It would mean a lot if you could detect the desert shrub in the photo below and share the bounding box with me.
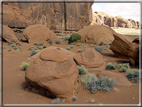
[64,36,70,41]
[30,50,39,56]
[58,35,64,39]
[8,48,12,51]
[11,44,16,47]
[90,44,94,47]
[33,42,38,45]
[99,41,106,46]
[55,40,61,44]
[85,77,117,93]
[17,42,22,46]
[66,47,70,50]
[77,43,83,46]
[113,62,118,68]
[78,65,88,75]
[81,73,98,85]
[78,49,83,53]
[120,67,127,72]
[6,42,12,46]
[109,42,112,45]
[72,96,77,102]
[37,45,44,50]
[126,69,140,83]
[70,45,73,48]
[79,46,82,48]
[22,62,30,71]
[106,45,110,48]
[106,63,116,70]
[52,98,62,104]
[38,43,44,46]
[94,47,103,53]
[68,33,82,44]
[48,39,53,45]
[117,63,130,69]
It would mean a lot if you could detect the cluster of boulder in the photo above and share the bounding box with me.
[92,11,140,29]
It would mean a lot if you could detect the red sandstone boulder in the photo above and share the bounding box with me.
[25,47,78,102]
[3,25,19,44]
[23,24,59,44]
[73,48,105,70]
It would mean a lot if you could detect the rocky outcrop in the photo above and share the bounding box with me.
[92,11,140,28]
[23,24,59,44]
[73,48,106,70]
[77,24,116,45]
[25,47,79,102]
[110,33,140,65]
[3,2,93,31]
[3,25,19,44]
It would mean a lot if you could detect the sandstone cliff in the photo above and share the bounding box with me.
[92,11,140,28]
[3,2,93,31]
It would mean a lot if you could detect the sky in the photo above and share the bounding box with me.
[92,2,141,22]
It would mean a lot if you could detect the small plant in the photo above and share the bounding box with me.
[33,42,38,45]
[79,46,82,48]
[64,36,70,41]
[99,41,106,46]
[38,43,44,46]
[68,33,82,44]
[81,73,98,85]
[117,63,130,69]
[106,63,116,70]
[70,45,73,49]
[106,45,110,48]
[30,50,39,56]
[85,77,117,93]
[77,43,83,46]
[66,47,70,50]
[94,47,103,53]
[126,69,140,83]
[109,42,112,45]
[52,98,62,104]
[90,99,95,103]
[48,40,53,45]
[55,40,61,44]
[78,49,83,53]
[72,96,77,102]
[22,62,30,71]
[37,46,44,50]
[8,48,12,51]
[120,67,127,72]
[78,65,88,75]
[90,44,94,47]
[58,35,64,39]
[17,42,22,46]
[6,42,12,46]
[13,47,18,50]
[11,44,16,47]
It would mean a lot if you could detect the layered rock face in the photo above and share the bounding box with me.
[3,2,93,31]
[92,11,140,28]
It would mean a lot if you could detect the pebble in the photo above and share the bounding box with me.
[90,99,95,103]
[132,97,135,99]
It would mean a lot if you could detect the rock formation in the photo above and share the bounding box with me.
[92,11,140,28]
[3,25,19,44]
[77,24,116,45]
[23,24,59,44]
[3,2,93,31]
[73,48,106,70]
[25,46,79,102]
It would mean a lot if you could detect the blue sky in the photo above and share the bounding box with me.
[92,2,141,22]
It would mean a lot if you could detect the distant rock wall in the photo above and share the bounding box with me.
[92,11,140,29]
[3,2,93,31]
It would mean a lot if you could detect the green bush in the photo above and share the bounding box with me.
[94,47,103,53]
[99,41,106,46]
[120,67,127,72]
[52,98,62,104]
[64,36,70,41]
[38,43,44,46]
[48,40,53,45]
[30,50,39,56]
[126,69,140,83]
[68,33,82,44]
[78,65,88,75]
[22,62,30,71]
[33,42,38,45]
[66,47,70,50]
[78,49,83,53]
[70,45,74,49]
[81,73,98,85]
[85,77,117,93]
[55,40,61,44]
[77,43,83,46]
[106,63,116,70]
[11,44,16,47]
[72,96,77,102]
[117,63,130,69]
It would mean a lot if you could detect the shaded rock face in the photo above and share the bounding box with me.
[23,24,59,44]
[3,2,93,31]
[78,24,115,45]
[110,34,140,65]
[92,11,140,28]
[97,71,132,86]
[73,48,106,70]
[3,25,19,44]
[25,47,79,102]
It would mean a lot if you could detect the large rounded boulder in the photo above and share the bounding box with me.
[73,48,105,70]
[23,24,59,44]
[77,24,116,45]
[25,47,78,102]
[3,25,19,44]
